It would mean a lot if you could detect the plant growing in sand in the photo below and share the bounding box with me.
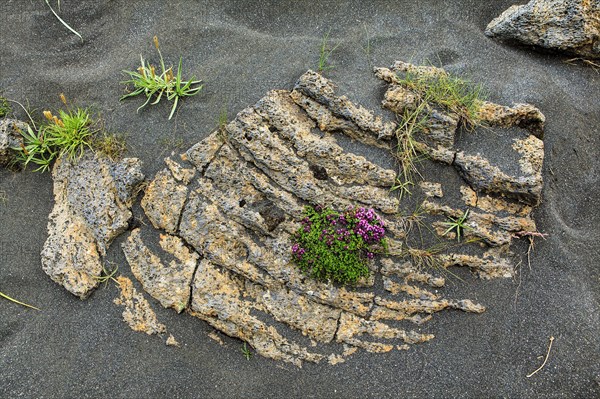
[317,30,341,73]
[241,342,253,360]
[441,209,471,241]
[291,205,387,285]
[121,36,203,120]
[15,106,97,172]
[0,96,11,117]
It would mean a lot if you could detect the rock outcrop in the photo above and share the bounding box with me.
[41,65,545,366]
[486,0,600,59]
[122,66,545,366]
[41,154,144,298]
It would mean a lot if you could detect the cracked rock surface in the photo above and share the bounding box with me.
[118,67,545,366]
[486,0,600,59]
[41,153,144,298]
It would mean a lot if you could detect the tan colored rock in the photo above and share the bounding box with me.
[113,276,167,335]
[293,70,396,140]
[478,102,545,138]
[141,169,188,234]
[122,229,198,312]
[41,154,144,298]
[486,0,600,59]
[189,259,324,367]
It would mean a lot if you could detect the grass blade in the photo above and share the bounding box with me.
[44,0,83,42]
[0,291,41,310]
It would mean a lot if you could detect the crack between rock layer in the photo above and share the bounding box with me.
[450,150,479,207]
[185,254,202,312]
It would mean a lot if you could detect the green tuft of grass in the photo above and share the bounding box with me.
[396,70,485,129]
[392,100,429,199]
[317,30,341,73]
[441,209,471,241]
[121,36,203,120]
[94,264,119,287]
[14,107,97,172]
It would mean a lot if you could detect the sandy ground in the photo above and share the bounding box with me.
[1,1,599,397]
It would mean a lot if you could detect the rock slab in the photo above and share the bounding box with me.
[486,0,600,59]
[41,153,144,298]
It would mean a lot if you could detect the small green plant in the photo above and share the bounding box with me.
[15,107,97,172]
[396,69,485,129]
[0,291,40,310]
[121,36,203,120]
[241,342,252,360]
[441,209,471,241]
[44,0,82,41]
[0,190,6,205]
[317,30,341,73]
[0,96,11,117]
[292,205,387,285]
[94,264,119,287]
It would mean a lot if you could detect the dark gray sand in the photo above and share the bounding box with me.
[1,1,599,397]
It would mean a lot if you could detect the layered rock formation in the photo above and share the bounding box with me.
[122,65,544,365]
[486,0,600,59]
[40,64,545,366]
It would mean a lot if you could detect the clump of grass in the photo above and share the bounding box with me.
[391,100,429,198]
[121,36,203,120]
[93,132,127,160]
[15,107,97,172]
[0,291,40,311]
[0,96,11,117]
[441,209,471,241]
[396,70,485,129]
[317,30,341,73]
[292,205,387,286]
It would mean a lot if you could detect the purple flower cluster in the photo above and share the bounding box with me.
[352,207,385,244]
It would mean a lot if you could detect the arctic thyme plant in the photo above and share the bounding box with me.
[291,205,387,285]
[121,36,203,120]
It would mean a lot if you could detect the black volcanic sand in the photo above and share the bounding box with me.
[1,1,599,398]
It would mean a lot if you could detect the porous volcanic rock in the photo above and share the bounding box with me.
[0,118,26,167]
[127,68,544,366]
[486,0,600,59]
[41,153,144,298]
[113,276,167,335]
